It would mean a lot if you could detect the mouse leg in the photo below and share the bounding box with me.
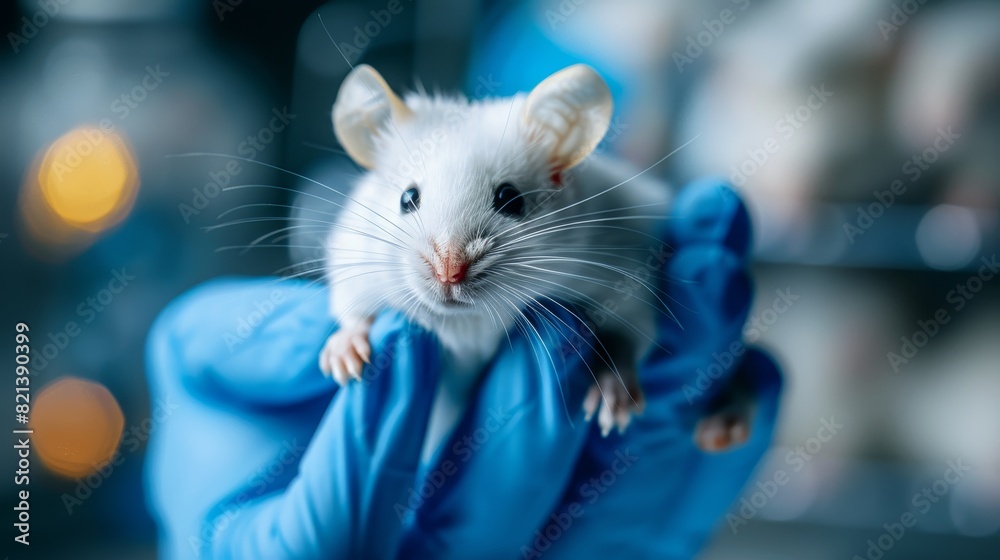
[581,332,646,436]
[319,316,374,385]
[694,372,754,452]
[582,367,646,437]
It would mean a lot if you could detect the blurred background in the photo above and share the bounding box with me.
[1,0,998,558]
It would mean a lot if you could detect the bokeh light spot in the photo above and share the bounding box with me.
[30,377,125,479]
[37,126,138,230]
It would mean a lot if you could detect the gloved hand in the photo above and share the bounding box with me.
[144,180,781,560]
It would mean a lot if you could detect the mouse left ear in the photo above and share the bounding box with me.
[523,64,613,172]
[332,64,413,169]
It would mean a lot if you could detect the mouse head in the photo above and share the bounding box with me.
[331,64,612,320]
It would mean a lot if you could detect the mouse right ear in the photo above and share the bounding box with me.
[332,65,413,169]
[523,64,613,173]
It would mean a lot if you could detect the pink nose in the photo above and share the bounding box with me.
[434,257,468,285]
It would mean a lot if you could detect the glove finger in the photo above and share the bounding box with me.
[639,180,755,412]
[670,178,752,258]
[658,348,783,545]
[644,244,752,410]
[144,303,329,560]
[658,178,753,346]
[205,313,440,560]
[159,277,336,406]
[354,313,442,556]
[397,304,594,560]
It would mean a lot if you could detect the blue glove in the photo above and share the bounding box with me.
[144,284,591,559]
[145,180,781,559]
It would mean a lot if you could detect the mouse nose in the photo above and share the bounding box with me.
[431,244,469,285]
[435,257,468,284]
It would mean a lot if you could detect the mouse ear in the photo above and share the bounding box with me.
[332,65,413,169]
[523,64,613,172]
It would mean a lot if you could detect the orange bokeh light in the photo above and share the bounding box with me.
[18,125,139,257]
[30,377,125,479]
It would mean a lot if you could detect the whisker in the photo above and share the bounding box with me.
[221,184,413,248]
[497,217,674,250]
[164,156,414,242]
[492,195,672,242]
[300,141,353,158]
[216,243,324,252]
[505,261,677,329]
[209,216,409,253]
[497,133,700,233]
[485,278,612,381]
[497,267,672,354]
[492,97,517,166]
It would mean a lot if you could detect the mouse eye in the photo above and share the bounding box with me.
[400,186,420,214]
[492,183,524,217]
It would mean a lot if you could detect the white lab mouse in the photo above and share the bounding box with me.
[321,64,748,458]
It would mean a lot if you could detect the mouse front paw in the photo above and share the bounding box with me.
[693,376,754,452]
[694,404,753,452]
[319,317,374,385]
[582,369,646,437]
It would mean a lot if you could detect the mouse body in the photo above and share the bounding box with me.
[321,64,748,458]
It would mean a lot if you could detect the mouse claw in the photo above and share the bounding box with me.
[345,357,362,380]
[320,320,374,386]
[586,369,644,437]
[614,407,632,435]
[632,392,647,416]
[352,333,372,364]
[598,400,616,437]
[332,364,350,386]
[582,384,601,421]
